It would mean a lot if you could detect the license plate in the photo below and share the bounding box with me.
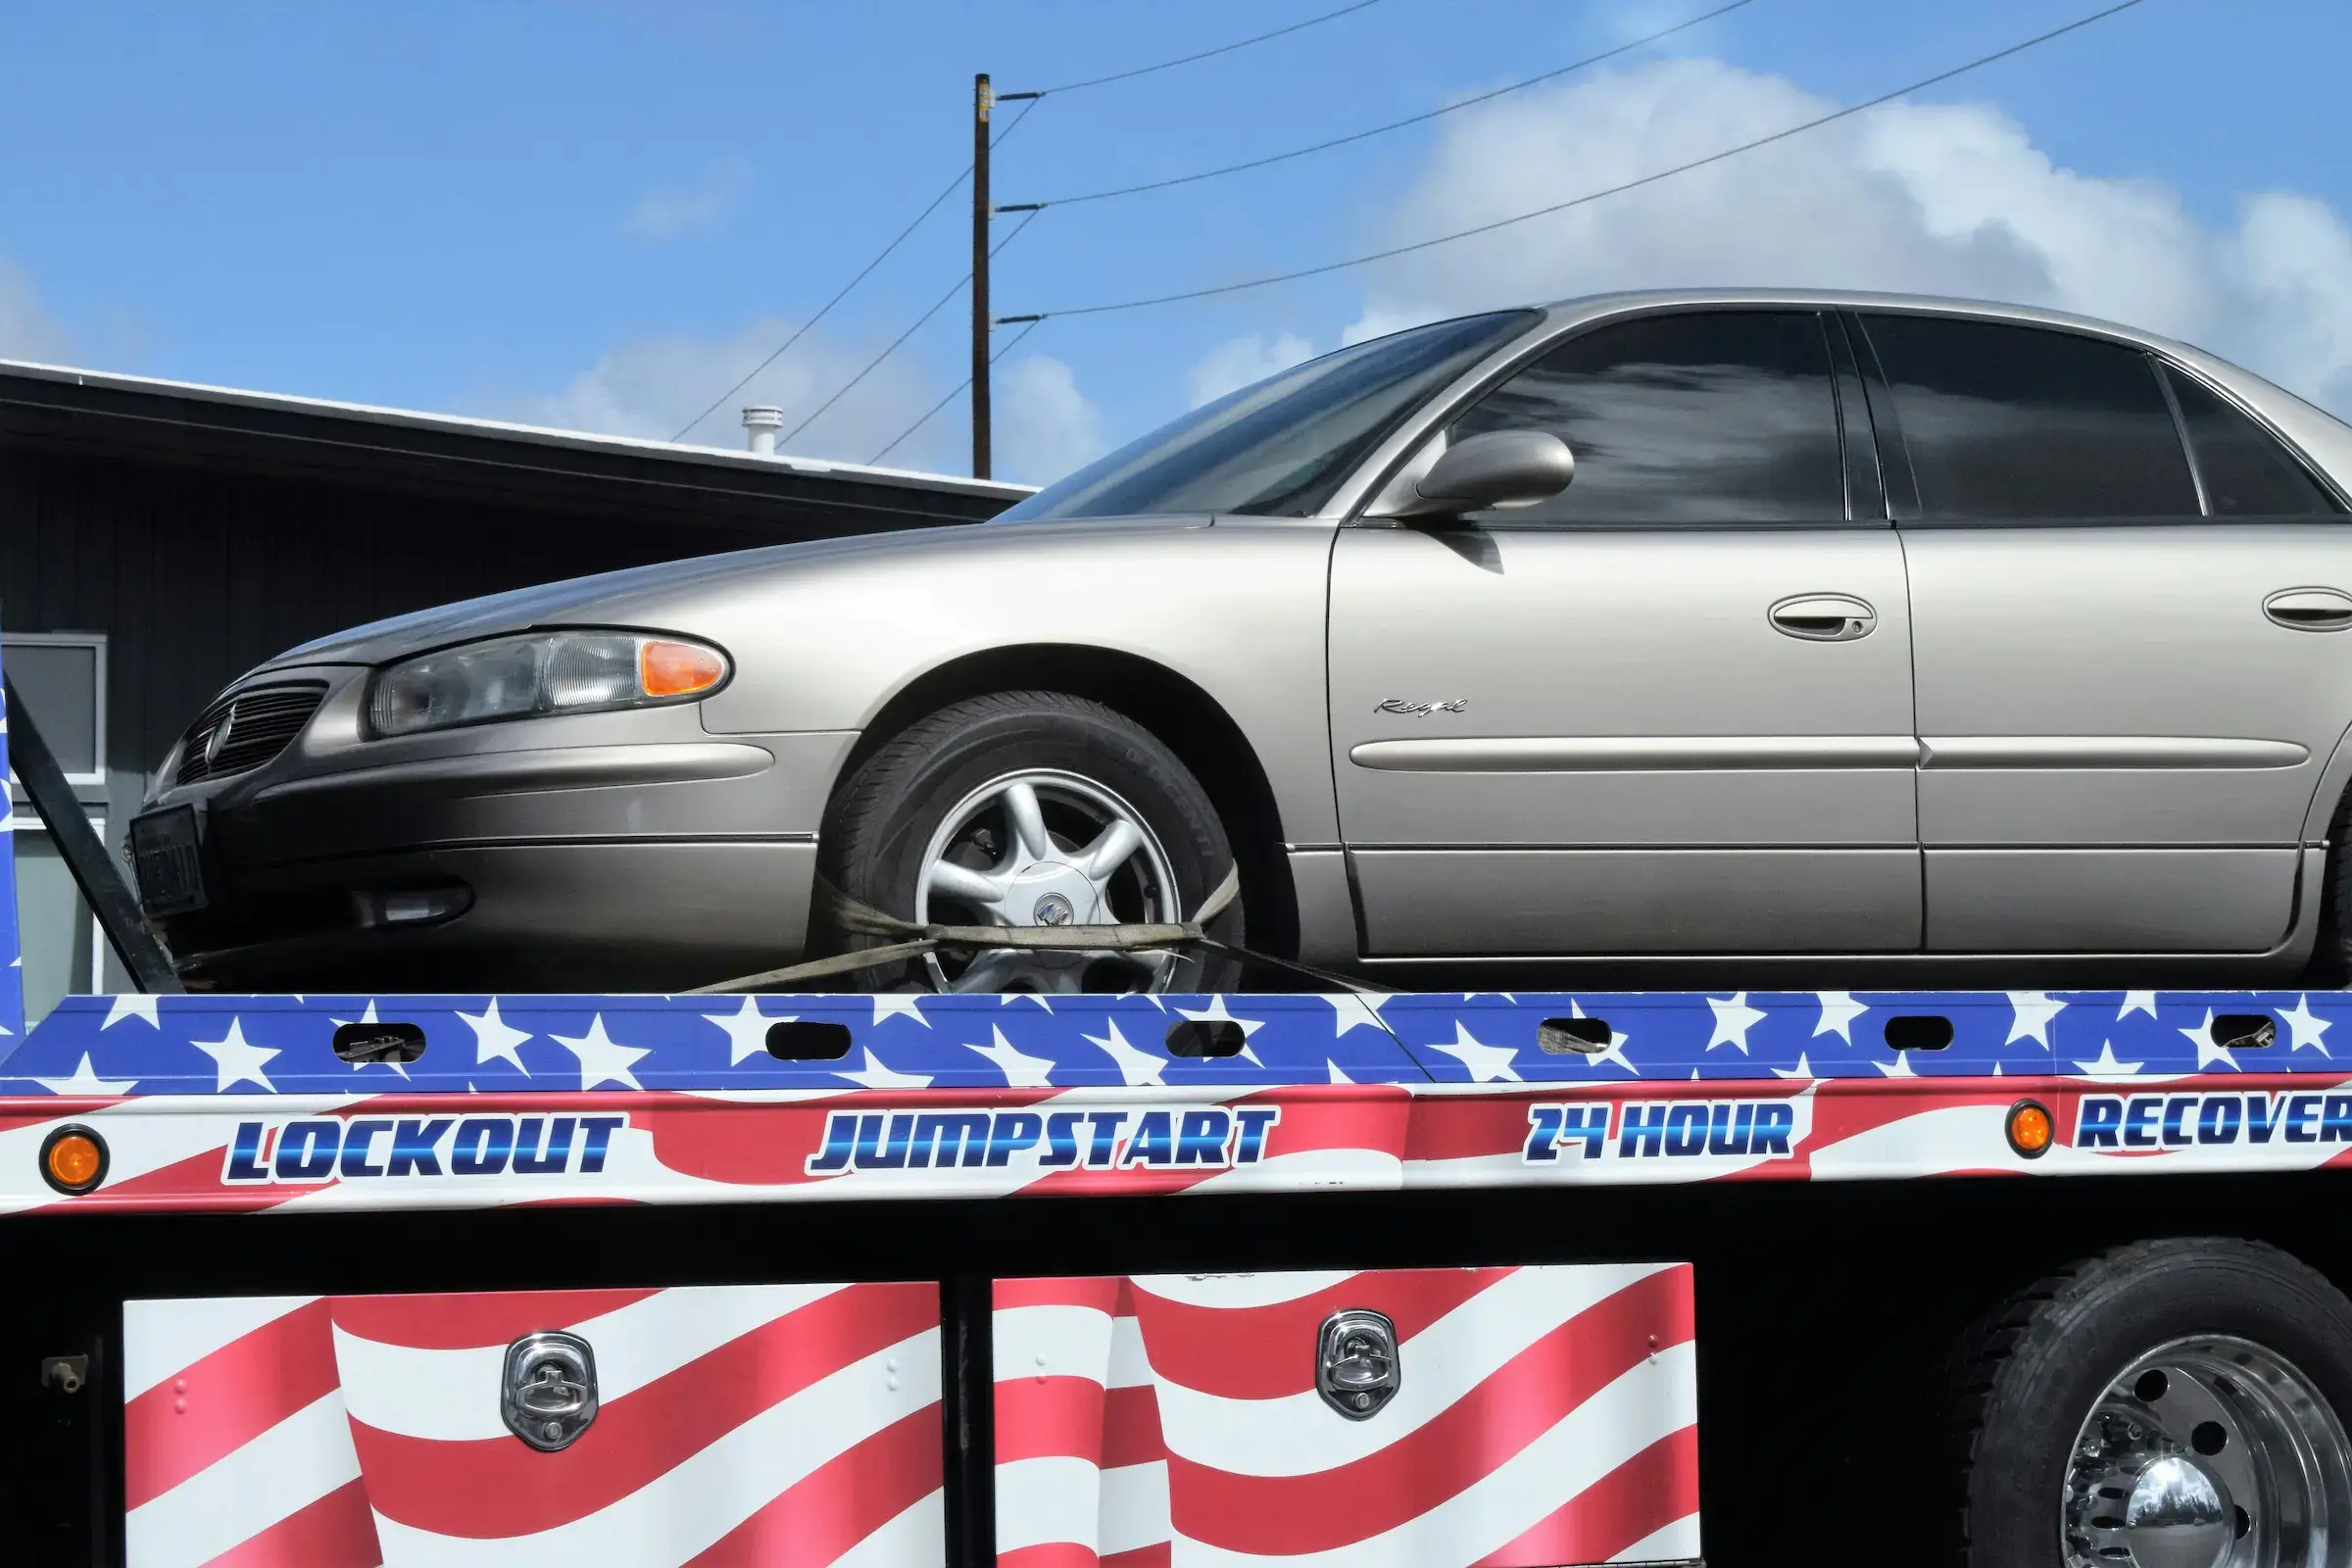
[130,806,208,916]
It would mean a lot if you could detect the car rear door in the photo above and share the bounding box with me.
[1328,308,1922,957]
[1858,310,2352,954]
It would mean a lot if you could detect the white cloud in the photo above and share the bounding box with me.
[1187,330,1314,407]
[625,158,753,239]
[994,354,1106,485]
[0,254,72,363]
[503,316,958,468]
[2221,193,2352,414]
[1351,57,2352,415]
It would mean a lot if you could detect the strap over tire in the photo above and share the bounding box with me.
[688,863,1244,993]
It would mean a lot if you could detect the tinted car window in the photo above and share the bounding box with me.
[993,310,1538,521]
[1446,311,1844,524]
[1860,316,2198,519]
[2161,364,2341,516]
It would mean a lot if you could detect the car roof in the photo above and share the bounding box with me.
[1516,287,2352,469]
[1528,286,2197,358]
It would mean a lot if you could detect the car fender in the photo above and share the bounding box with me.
[639,515,1344,847]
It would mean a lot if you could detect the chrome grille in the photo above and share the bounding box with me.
[174,681,327,785]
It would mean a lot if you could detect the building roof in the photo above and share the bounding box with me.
[0,357,1033,537]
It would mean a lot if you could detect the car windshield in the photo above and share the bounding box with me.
[993,310,1539,521]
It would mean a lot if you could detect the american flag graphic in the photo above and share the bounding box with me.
[11,988,2352,1216]
[993,1266,1700,1568]
[123,1282,944,1568]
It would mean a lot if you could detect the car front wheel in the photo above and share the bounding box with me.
[817,691,1243,995]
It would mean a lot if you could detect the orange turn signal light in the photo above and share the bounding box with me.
[639,639,728,699]
[2006,1099,2054,1160]
[40,1125,109,1195]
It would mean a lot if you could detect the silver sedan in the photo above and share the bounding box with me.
[129,289,2352,995]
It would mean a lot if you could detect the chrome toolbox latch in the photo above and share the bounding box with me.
[502,1331,599,1451]
[1317,1308,1400,1420]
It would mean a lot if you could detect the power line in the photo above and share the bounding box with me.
[672,0,1388,443]
[870,318,1043,466]
[781,208,1043,448]
[668,99,1041,442]
[1005,0,2148,322]
[1034,0,1388,95]
[1018,0,1755,211]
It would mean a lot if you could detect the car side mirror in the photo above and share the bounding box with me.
[1369,430,1575,520]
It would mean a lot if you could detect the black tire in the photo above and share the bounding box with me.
[817,691,1243,993]
[1953,1238,2352,1566]
[2317,783,2352,985]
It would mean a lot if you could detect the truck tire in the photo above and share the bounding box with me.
[819,691,1243,994]
[1954,1238,2352,1567]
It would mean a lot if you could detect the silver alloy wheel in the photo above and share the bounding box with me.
[912,767,1183,994]
[2063,1335,2352,1568]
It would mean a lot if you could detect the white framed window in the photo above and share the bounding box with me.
[4,633,107,785]
[6,633,111,1023]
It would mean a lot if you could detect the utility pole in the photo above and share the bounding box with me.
[971,73,992,480]
[971,74,1041,480]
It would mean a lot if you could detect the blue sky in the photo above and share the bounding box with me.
[5,1,2350,483]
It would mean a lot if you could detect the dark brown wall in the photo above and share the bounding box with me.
[2,447,815,775]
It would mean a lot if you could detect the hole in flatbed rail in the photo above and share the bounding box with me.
[767,1020,852,1061]
[332,1019,426,1064]
[1166,1020,1245,1057]
[1538,1017,1612,1054]
[2212,1014,2275,1051]
[1883,1014,1953,1052]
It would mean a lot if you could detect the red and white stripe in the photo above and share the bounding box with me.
[125,1294,378,1568]
[125,1283,945,1568]
[994,1265,1699,1568]
[996,1277,1171,1568]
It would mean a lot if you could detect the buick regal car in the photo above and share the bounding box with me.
[131,289,2352,995]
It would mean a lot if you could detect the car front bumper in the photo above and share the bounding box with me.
[163,836,820,993]
[139,665,855,992]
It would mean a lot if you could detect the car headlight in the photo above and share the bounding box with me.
[367,630,730,739]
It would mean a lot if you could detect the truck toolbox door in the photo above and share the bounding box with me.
[993,1264,1698,1568]
[122,1282,944,1568]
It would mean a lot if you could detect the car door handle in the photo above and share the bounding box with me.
[1768,594,1877,642]
[2264,587,2352,631]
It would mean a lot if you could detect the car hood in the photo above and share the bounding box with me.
[261,515,1216,669]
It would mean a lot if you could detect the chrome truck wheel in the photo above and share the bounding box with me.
[1959,1241,2352,1568]
[817,690,1243,995]
[914,767,1181,994]
[2063,1338,2352,1568]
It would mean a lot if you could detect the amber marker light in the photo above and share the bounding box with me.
[639,639,728,699]
[2006,1100,2054,1160]
[40,1125,109,1195]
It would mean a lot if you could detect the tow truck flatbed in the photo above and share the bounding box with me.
[10,651,2352,1568]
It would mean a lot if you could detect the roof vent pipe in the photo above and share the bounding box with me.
[741,405,783,456]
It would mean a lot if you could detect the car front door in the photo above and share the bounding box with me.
[1858,311,2352,954]
[1328,308,1921,957]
